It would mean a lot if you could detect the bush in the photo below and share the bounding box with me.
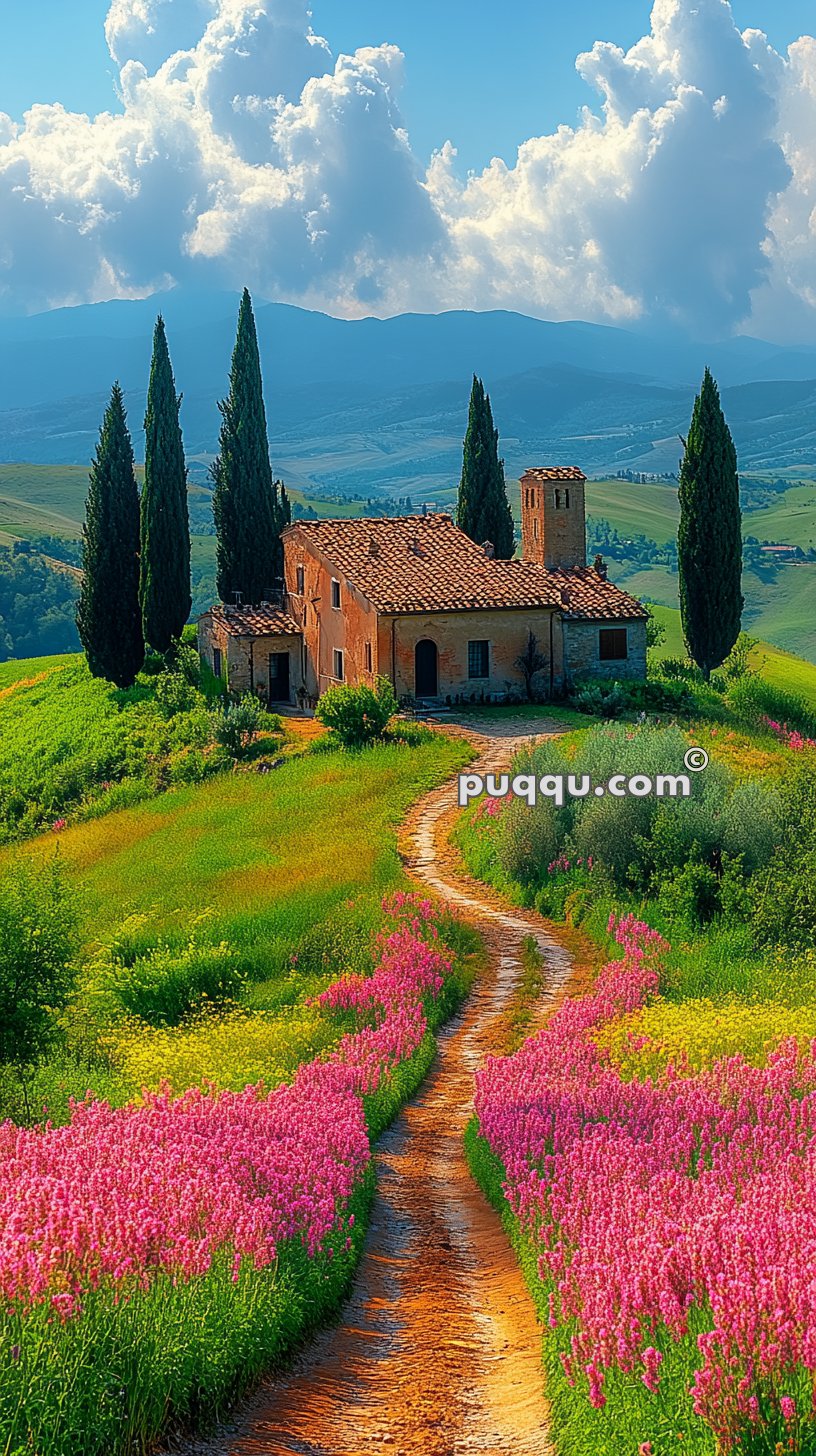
[209,694,264,759]
[0,859,78,1077]
[492,723,783,900]
[152,667,204,719]
[752,767,816,947]
[315,676,397,747]
[728,675,816,737]
[495,797,561,888]
[568,679,629,718]
[95,919,246,1027]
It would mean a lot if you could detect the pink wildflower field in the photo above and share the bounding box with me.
[0,893,455,1454]
[474,915,816,1453]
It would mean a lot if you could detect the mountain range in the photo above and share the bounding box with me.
[2,292,816,490]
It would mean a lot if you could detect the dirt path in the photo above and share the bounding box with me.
[180,724,578,1456]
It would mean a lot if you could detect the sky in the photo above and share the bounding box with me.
[2,1,816,339]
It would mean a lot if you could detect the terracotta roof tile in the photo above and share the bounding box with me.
[285,515,562,614]
[521,466,587,482]
[284,515,646,621]
[207,604,301,637]
[548,568,649,621]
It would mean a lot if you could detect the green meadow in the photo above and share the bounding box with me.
[649,602,816,710]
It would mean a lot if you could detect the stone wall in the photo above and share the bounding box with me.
[562,618,647,682]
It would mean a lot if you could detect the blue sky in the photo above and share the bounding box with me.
[2,1,815,172]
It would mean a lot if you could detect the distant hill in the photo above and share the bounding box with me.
[3,293,816,479]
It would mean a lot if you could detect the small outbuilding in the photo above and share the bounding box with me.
[198,604,303,704]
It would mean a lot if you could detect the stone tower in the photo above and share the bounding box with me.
[520,467,587,570]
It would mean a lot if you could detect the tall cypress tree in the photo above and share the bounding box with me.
[678,367,743,680]
[76,383,144,688]
[455,375,515,558]
[212,289,290,604]
[140,316,191,653]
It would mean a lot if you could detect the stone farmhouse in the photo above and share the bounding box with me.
[198,467,648,707]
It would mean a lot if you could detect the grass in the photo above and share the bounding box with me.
[747,480,816,547]
[451,703,590,728]
[585,478,680,543]
[648,602,816,709]
[9,733,472,956]
[0,652,79,690]
[622,559,816,662]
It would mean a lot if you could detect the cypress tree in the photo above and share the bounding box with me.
[212,289,290,604]
[678,368,743,680]
[140,317,191,653]
[76,383,144,688]
[455,375,515,558]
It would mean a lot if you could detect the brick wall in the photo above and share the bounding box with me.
[562,618,647,682]
[520,473,587,570]
[378,608,564,703]
[284,536,379,696]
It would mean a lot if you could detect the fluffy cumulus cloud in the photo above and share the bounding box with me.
[0,0,443,314]
[425,0,793,334]
[1,0,816,335]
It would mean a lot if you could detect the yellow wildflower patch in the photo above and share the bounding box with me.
[597,997,816,1080]
[107,1004,340,1096]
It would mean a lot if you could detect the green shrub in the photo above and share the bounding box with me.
[96,921,246,1028]
[315,676,397,747]
[727,675,816,736]
[495,797,561,888]
[751,767,816,947]
[654,860,722,927]
[493,723,782,901]
[153,668,204,719]
[0,859,78,1079]
[209,694,264,759]
[568,679,629,718]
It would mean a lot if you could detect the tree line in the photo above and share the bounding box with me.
[77,289,290,689]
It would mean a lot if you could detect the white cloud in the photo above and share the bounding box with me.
[0,0,442,314]
[421,0,792,335]
[1,0,816,337]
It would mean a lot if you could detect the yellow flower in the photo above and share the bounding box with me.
[597,996,816,1079]
[106,1004,340,1096]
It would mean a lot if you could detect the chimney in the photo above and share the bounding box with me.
[482,540,495,559]
[593,553,608,580]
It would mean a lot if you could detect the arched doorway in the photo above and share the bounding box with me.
[415,639,438,698]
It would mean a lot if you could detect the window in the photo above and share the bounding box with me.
[468,640,490,679]
[365,641,373,672]
[331,578,341,609]
[296,565,305,595]
[212,647,222,679]
[565,489,570,508]
[599,627,628,662]
[555,489,561,509]
[333,648,344,680]
[533,518,539,540]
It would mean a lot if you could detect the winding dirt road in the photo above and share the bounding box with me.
[180,721,580,1456]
